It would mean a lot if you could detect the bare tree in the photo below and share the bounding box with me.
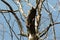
[0,0,60,40]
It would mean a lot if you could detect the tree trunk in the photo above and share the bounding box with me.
[28,33,39,40]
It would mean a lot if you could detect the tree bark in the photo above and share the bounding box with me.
[28,34,39,40]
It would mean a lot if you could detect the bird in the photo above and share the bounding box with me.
[26,7,36,34]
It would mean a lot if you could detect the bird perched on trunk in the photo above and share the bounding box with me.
[26,7,36,34]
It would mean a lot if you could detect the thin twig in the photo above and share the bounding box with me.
[1,13,19,40]
[0,10,19,13]
[43,4,56,40]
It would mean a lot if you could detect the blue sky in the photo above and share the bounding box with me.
[0,0,60,40]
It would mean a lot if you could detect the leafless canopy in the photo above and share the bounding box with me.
[0,0,60,40]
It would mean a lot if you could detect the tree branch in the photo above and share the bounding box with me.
[35,0,45,33]
[39,21,60,37]
[1,13,19,40]
[43,4,56,40]
[18,33,28,37]
[39,24,51,37]
[0,10,18,13]
[13,0,27,18]
[1,0,24,35]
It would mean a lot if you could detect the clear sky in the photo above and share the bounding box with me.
[0,0,60,40]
